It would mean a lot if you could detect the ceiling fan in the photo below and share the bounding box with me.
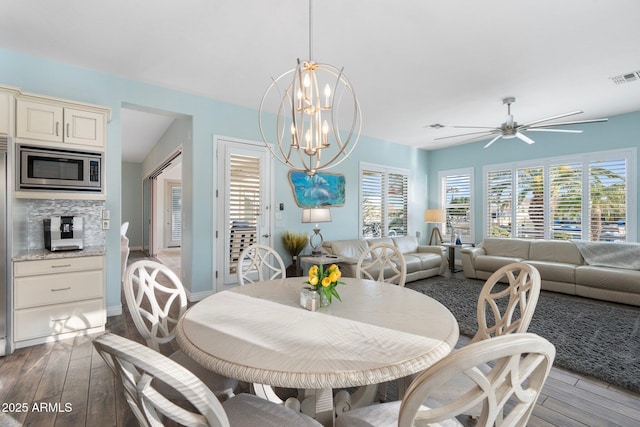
[435,97,608,148]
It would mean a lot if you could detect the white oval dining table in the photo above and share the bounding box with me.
[176,277,459,426]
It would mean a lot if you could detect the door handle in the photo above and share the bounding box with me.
[262,234,270,238]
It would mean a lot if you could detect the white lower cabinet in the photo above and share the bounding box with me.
[13,255,106,347]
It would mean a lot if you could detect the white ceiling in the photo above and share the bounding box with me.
[121,108,175,162]
[2,0,639,158]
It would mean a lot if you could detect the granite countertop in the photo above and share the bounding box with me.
[13,245,106,262]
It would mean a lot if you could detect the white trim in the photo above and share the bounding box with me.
[213,135,275,292]
[107,305,123,317]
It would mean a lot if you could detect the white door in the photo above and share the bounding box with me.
[216,137,273,289]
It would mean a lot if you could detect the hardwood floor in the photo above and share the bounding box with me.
[1,254,639,426]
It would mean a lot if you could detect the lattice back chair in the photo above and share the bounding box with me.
[396,262,542,403]
[355,242,407,287]
[472,262,541,344]
[237,243,286,285]
[93,333,322,427]
[336,333,556,427]
[123,260,237,400]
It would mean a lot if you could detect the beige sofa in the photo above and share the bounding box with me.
[321,235,447,282]
[462,237,640,306]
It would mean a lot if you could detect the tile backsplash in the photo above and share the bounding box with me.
[14,199,106,251]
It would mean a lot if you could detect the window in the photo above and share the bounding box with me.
[360,163,409,238]
[484,149,636,242]
[439,168,474,243]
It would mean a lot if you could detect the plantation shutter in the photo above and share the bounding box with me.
[443,173,471,242]
[170,185,182,242]
[487,169,512,237]
[362,170,384,237]
[387,173,408,236]
[516,166,545,239]
[228,154,260,272]
[589,158,627,241]
[549,163,582,240]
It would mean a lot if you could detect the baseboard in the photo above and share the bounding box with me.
[186,289,214,302]
[107,304,123,317]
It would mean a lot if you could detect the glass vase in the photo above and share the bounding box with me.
[319,289,330,307]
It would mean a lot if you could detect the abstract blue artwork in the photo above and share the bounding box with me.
[288,171,346,207]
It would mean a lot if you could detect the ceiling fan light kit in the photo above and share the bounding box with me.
[435,97,608,148]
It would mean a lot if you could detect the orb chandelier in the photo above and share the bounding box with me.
[259,0,362,176]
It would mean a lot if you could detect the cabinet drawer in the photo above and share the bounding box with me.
[14,269,104,309]
[14,256,104,277]
[14,298,105,342]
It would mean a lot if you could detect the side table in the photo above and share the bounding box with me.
[442,244,473,273]
[299,254,345,274]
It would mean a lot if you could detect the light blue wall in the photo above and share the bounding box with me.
[427,111,640,243]
[0,48,429,312]
[271,137,430,263]
[121,162,142,248]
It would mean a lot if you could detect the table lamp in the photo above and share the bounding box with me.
[302,207,332,255]
[424,209,445,245]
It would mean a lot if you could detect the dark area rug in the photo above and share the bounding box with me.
[407,277,640,394]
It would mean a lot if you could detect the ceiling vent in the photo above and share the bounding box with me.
[609,71,640,85]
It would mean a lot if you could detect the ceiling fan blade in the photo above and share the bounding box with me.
[527,128,583,133]
[528,118,608,128]
[434,130,496,141]
[484,135,502,148]
[450,125,499,129]
[516,132,535,145]
[519,110,583,128]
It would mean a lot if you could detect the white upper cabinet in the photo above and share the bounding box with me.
[0,85,19,137]
[16,96,108,149]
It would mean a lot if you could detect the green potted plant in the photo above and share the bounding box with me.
[282,231,308,277]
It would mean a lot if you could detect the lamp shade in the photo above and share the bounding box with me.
[301,207,332,223]
[424,209,446,223]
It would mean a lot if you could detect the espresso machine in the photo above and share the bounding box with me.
[44,216,84,251]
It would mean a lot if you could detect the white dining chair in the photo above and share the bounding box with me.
[121,235,130,283]
[237,243,286,285]
[397,262,543,411]
[472,261,541,343]
[355,242,407,287]
[336,333,555,427]
[123,260,238,400]
[93,333,322,427]
[121,221,129,237]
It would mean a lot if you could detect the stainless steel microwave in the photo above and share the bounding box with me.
[18,144,103,192]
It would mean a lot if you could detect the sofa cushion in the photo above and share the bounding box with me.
[401,254,424,274]
[575,266,640,293]
[525,260,576,284]
[406,253,443,271]
[481,238,530,259]
[475,255,524,272]
[367,237,395,247]
[325,239,370,260]
[392,235,419,254]
[529,240,583,265]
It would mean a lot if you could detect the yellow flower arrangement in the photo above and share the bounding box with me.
[305,263,345,304]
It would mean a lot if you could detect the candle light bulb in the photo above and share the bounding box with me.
[324,84,331,107]
[305,129,312,148]
[322,120,329,145]
[303,74,311,88]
